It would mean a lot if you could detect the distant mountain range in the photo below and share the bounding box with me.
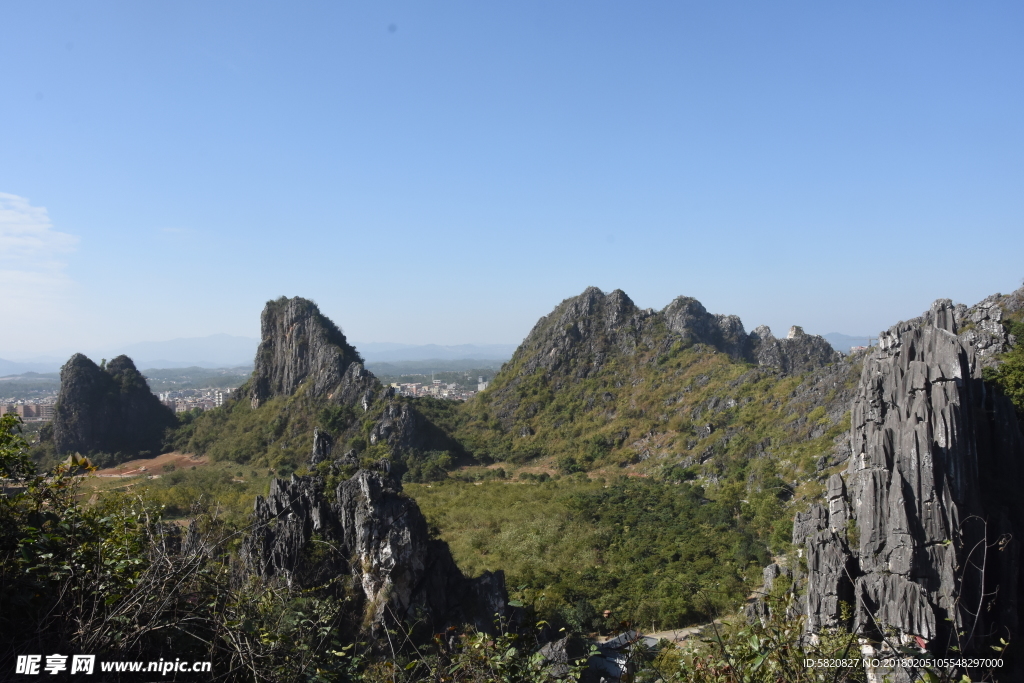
[0,333,870,379]
[0,359,60,376]
[0,337,519,377]
[353,342,518,363]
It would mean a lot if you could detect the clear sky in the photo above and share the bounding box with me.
[2,2,1022,358]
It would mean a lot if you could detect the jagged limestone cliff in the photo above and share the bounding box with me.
[508,287,839,380]
[250,296,374,407]
[236,297,510,634]
[206,296,460,474]
[795,292,1024,662]
[244,468,508,634]
[52,354,175,458]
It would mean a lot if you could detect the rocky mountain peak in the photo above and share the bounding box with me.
[250,296,368,407]
[52,353,175,458]
[749,324,841,375]
[662,295,752,361]
[504,287,841,386]
[512,287,654,378]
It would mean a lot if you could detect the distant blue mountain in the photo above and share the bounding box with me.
[112,334,260,368]
[0,358,62,376]
[2,337,518,377]
[353,342,518,363]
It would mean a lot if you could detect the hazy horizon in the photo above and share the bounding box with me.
[3,3,1022,356]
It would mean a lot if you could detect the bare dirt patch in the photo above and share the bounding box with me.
[93,451,208,478]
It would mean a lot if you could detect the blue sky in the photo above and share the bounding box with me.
[2,2,1022,358]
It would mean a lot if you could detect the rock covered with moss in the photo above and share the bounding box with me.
[51,354,176,458]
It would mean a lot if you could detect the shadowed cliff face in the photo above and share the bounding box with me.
[243,470,508,635]
[796,294,1024,660]
[250,297,370,406]
[52,354,176,457]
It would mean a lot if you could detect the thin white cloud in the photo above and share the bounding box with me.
[0,193,80,350]
[0,193,78,263]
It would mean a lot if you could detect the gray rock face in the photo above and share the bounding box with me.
[369,402,420,452]
[52,354,176,457]
[250,297,363,406]
[310,427,333,465]
[513,287,838,380]
[749,325,842,376]
[663,297,753,361]
[799,297,1024,655]
[244,469,507,634]
[515,287,657,380]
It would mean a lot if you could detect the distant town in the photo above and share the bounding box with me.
[157,388,235,413]
[2,375,493,422]
[392,376,490,401]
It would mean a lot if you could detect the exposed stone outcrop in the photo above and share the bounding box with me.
[250,297,364,406]
[52,354,175,457]
[244,469,508,634]
[510,286,837,381]
[515,287,658,379]
[749,325,842,375]
[369,402,420,452]
[245,296,462,473]
[798,297,1024,661]
[310,427,333,465]
[663,296,752,361]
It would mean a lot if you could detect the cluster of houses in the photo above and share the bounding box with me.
[2,401,55,421]
[392,376,490,401]
[158,389,233,414]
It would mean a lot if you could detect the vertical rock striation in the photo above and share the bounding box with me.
[798,297,1024,659]
[250,296,365,406]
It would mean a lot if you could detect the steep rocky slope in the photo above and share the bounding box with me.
[243,469,508,634]
[795,290,1024,665]
[211,297,512,634]
[502,287,838,382]
[52,354,175,458]
[457,287,851,490]
[176,297,461,476]
[250,296,373,407]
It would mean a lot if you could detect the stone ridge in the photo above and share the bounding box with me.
[510,286,839,378]
[250,296,369,406]
[514,287,658,379]
[243,469,508,635]
[796,294,1024,662]
[52,354,176,457]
